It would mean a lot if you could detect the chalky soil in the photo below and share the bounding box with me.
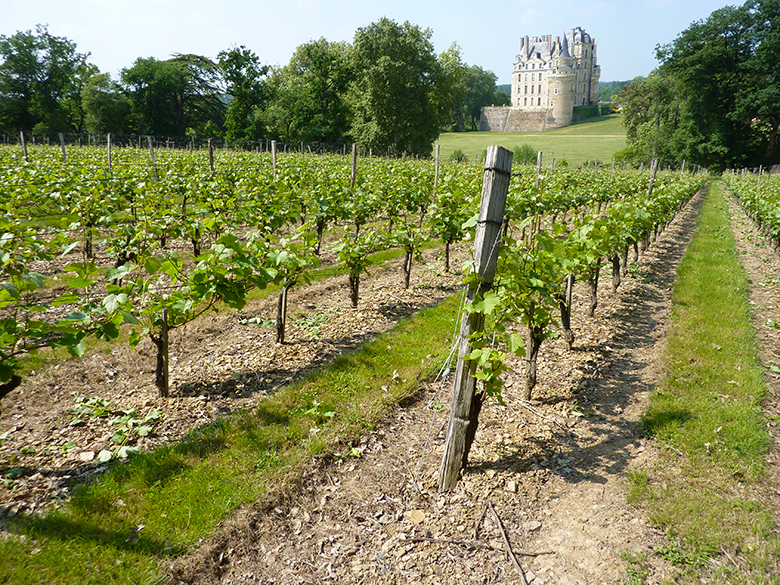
[171,190,709,585]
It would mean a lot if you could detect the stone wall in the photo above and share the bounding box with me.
[479,107,568,132]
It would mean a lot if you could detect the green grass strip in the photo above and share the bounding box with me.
[0,294,461,585]
[630,180,780,580]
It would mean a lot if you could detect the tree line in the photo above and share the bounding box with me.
[614,0,780,171]
[0,20,509,157]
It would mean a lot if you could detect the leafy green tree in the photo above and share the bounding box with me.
[82,73,132,134]
[492,90,511,107]
[739,0,780,164]
[122,54,224,136]
[267,39,351,144]
[619,0,780,169]
[218,45,269,143]
[656,4,756,170]
[616,74,685,164]
[347,18,444,156]
[436,43,468,131]
[0,25,95,132]
[463,65,498,131]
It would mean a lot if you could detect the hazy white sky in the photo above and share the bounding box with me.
[4,0,734,83]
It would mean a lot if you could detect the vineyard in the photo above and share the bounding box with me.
[4,142,777,584]
[0,143,704,401]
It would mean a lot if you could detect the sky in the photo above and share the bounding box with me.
[4,0,735,84]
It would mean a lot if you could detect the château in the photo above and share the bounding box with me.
[481,27,601,132]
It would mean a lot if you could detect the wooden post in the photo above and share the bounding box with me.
[20,131,28,162]
[434,144,441,196]
[438,145,513,491]
[107,133,113,171]
[647,157,659,197]
[147,136,158,181]
[208,138,214,172]
[272,140,278,180]
[350,143,357,188]
[535,150,543,190]
[59,133,67,163]
[159,309,170,397]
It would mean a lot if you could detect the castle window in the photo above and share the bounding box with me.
[538,85,542,93]
[551,100,554,107]
[554,88,558,94]
[538,97,542,106]
[524,85,528,94]
[524,97,528,106]
[531,73,535,81]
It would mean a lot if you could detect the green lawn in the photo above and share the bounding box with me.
[435,114,626,167]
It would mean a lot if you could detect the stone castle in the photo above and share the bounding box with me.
[480,27,601,132]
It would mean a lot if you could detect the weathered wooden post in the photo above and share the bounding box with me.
[350,143,357,188]
[438,145,513,491]
[434,144,441,195]
[107,133,113,171]
[272,140,278,180]
[647,157,659,197]
[59,133,67,163]
[147,136,158,181]
[208,138,215,172]
[20,131,28,162]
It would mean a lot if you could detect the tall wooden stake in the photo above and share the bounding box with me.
[107,133,113,171]
[434,144,441,196]
[272,140,278,180]
[208,138,214,172]
[20,131,28,162]
[59,133,67,163]
[439,145,513,491]
[350,143,357,188]
[147,136,158,181]
[647,157,659,197]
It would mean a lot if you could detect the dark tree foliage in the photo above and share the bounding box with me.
[82,73,132,134]
[265,39,351,144]
[463,65,499,131]
[618,0,780,170]
[347,18,444,157]
[219,45,269,143]
[0,25,96,133]
[121,54,224,137]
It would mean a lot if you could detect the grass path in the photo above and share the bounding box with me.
[626,180,780,582]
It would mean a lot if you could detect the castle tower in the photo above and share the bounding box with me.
[548,33,576,127]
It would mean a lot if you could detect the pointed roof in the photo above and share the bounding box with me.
[560,32,571,59]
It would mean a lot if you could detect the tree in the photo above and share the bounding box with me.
[347,18,444,156]
[615,73,685,164]
[739,0,780,164]
[0,25,94,132]
[218,45,269,143]
[619,0,780,169]
[436,43,468,132]
[656,4,756,170]
[463,65,498,131]
[269,38,352,144]
[82,73,132,134]
[122,54,224,136]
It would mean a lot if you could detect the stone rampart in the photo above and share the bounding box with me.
[480,107,567,132]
